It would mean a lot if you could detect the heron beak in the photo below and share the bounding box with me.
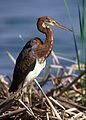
[49,19,72,32]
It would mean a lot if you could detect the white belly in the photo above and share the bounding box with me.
[25,59,46,84]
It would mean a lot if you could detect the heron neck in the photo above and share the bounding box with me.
[45,27,54,44]
[36,26,54,61]
[43,27,54,58]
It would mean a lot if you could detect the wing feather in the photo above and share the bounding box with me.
[9,37,42,92]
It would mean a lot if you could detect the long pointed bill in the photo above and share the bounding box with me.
[49,19,72,32]
[54,22,72,32]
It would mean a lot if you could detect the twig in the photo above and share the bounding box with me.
[55,55,77,64]
[71,112,84,119]
[0,108,26,119]
[34,79,62,120]
[57,70,86,97]
[40,66,50,87]
[0,99,16,114]
[49,96,65,110]
[18,99,37,119]
[46,112,49,120]
[0,84,28,113]
[58,97,86,111]
[6,51,16,64]
[51,51,60,64]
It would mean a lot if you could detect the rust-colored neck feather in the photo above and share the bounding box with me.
[36,19,54,61]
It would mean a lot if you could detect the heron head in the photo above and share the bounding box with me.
[37,16,72,32]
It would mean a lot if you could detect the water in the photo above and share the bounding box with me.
[0,0,85,77]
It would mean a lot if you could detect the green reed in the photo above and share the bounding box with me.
[64,0,80,70]
[76,0,86,104]
[64,0,86,105]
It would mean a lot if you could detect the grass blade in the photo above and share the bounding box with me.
[64,0,80,70]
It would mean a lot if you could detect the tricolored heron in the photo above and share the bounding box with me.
[9,16,71,93]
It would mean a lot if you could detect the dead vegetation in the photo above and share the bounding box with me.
[0,51,86,120]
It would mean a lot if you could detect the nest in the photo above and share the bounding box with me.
[0,51,86,120]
